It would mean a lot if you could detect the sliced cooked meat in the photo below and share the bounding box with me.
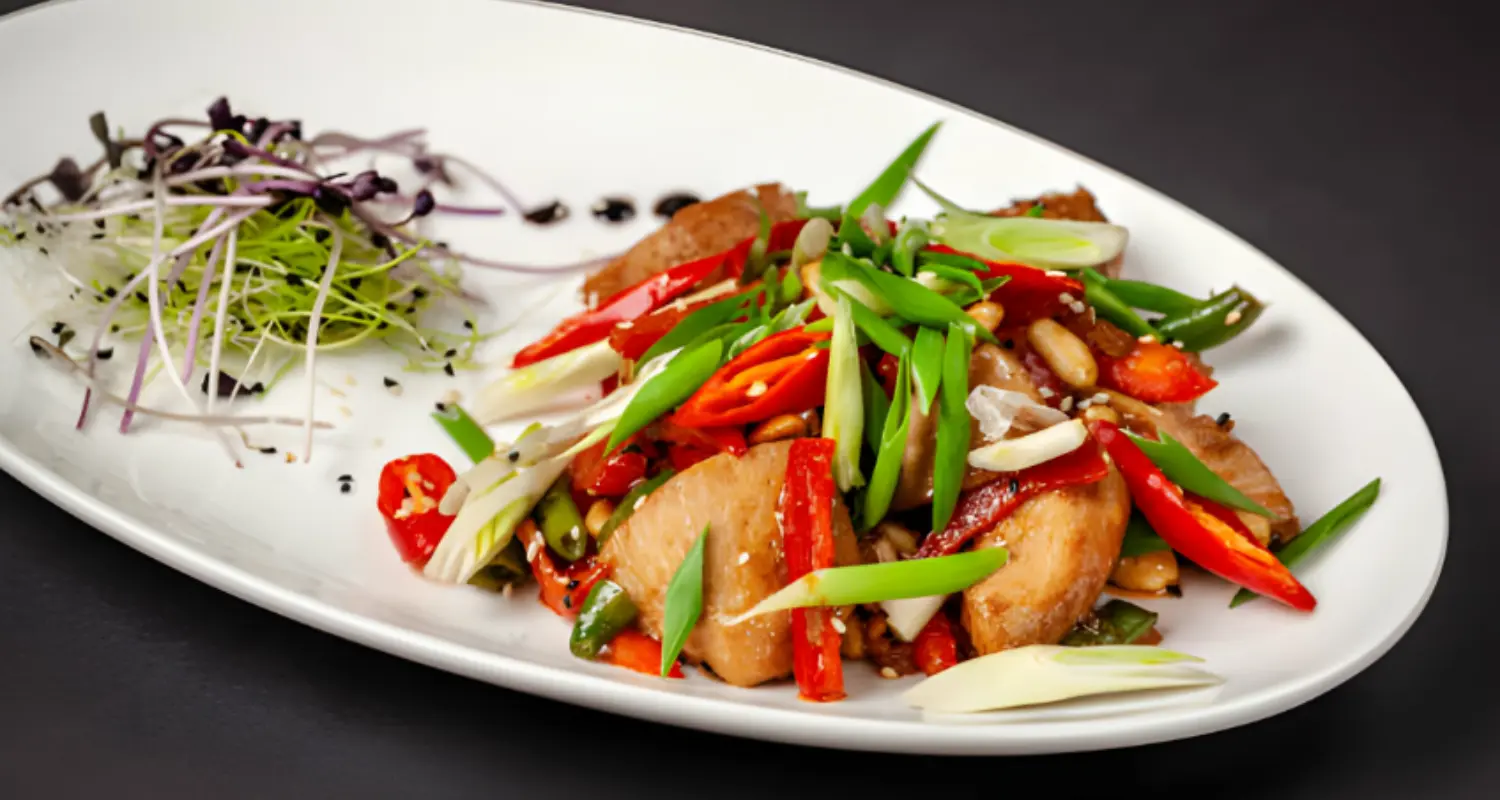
[990,187,1123,278]
[892,343,1042,511]
[961,467,1131,654]
[581,183,799,307]
[599,440,859,688]
[1152,403,1299,544]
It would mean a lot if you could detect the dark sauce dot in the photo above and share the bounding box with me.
[523,201,569,225]
[591,196,636,224]
[337,474,353,482]
[653,192,701,219]
[340,483,353,495]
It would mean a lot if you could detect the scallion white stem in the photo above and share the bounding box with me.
[301,218,343,464]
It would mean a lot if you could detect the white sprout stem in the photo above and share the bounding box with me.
[41,195,272,224]
[164,163,316,188]
[205,227,239,419]
[179,233,227,382]
[227,321,271,403]
[301,218,344,464]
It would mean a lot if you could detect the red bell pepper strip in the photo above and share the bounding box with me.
[925,245,1086,325]
[601,629,686,678]
[918,440,1112,558]
[511,254,723,368]
[521,520,613,617]
[781,437,845,702]
[1095,340,1218,404]
[913,613,959,676]
[569,436,651,498]
[671,328,831,428]
[376,453,458,567]
[1091,421,1315,611]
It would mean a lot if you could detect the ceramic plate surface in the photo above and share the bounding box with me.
[0,0,1446,755]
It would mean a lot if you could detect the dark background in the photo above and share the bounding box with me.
[2,0,1495,796]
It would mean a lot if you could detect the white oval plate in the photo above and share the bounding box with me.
[0,0,1446,755]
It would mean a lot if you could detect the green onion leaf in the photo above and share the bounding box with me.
[1119,511,1171,557]
[1026,204,1046,218]
[1125,431,1276,518]
[931,323,972,531]
[822,251,996,344]
[598,469,676,543]
[862,351,912,531]
[891,220,930,277]
[910,326,944,414]
[432,403,495,463]
[728,546,1008,623]
[1079,268,1156,339]
[1231,478,1381,608]
[661,525,708,676]
[824,294,865,492]
[1153,286,1266,352]
[637,290,753,366]
[919,263,985,301]
[860,361,891,454]
[846,122,942,221]
[918,249,990,273]
[608,339,722,452]
[474,340,621,424]
[829,284,911,358]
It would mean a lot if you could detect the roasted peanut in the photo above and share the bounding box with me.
[964,300,1005,333]
[584,499,615,538]
[841,613,866,659]
[1027,318,1098,389]
[1082,404,1120,424]
[874,521,918,556]
[1109,549,1180,593]
[748,413,807,444]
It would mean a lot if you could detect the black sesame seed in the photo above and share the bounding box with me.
[377,321,389,330]
[562,594,573,610]
[94,219,106,230]
[134,291,148,303]
[1008,478,1020,494]
[340,483,352,494]
[96,347,114,361]
[259,446,278,455]
[90,232,105,240]
[51,321,66,335]
[384,301,397,311]
[443,362,455,377]
[104,286,117,298]
[1215,412,1232,426]
[566,580,580,591]
[412,287,428,300]
[15,231,24,241]
[383,377,399,388]
[1001,339,1015,349]
[507,451,520,463]
[349,277,362,290]
[38,247,48,256]
[462,320,474,330]
[434,402,447,413]
[337,474,353,482]
[443,348,457,358]
[110,324,120,333]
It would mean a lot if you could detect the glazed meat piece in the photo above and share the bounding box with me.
[1152,403,1299,545]
[991,187,1123,278]
[581,183,799,306]
[961,468,1132,654]
[599,440,859,687]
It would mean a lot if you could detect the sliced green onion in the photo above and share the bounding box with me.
[1060,600,1158,646]
[919,263,984,300]
[905,645,1219,714]
[821,251,995,344]
[829,284,911,358]
[846,122,942,221]
[918,249,990,273]
[891,220,930,277]
[638,289,754,366]
[910,326,945,414]
[860,360,891,454]
[598,469,676,543]
[432,402,495,463]
[917,179,1129,270]
[1098,277,1200,316]
[781,260,806,303]
[824,294,865,492]
[1080,268,1155,339]
[792,217,834,271]
[1231,478,1380,608]
[535,475,587,561]
[608,339,722,452]
[862,351,911,531]
[1125,431,1276,517]
[1153,286,1266,352]
[1025,204,1046,218]
[1119,511,1170,557]
[424,449,571,583]
[661,525,708,676]
[473,339,621,424]
[728,546,1009,623]
[739,201,775,285]
[931,323,972,532]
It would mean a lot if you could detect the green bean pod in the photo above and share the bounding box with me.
[535,476,588,561]
[1153,286,1265,351]
[1080,268,1156,338]
[569,581,640,659]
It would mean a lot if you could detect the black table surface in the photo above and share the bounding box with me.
[2,0,1495,796]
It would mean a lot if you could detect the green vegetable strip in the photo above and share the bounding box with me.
[661,525,709,676]
[608,339,722,452]
[730,546,1008,621]
[862,351,912,532]
[535,476,588,561]
[931,323,973,532]
[1060,600,1159,647]
[1098,278,1201,316]
[1119,512,1171,558]
[917,249,990,273]
[821,252,997,344]
[1231,478,1381,608]
[910,326,944,414]
[891,220,930,277]
[1153,286,1266,352]
[598,469,676,543]
[830,284,911,358]
[1080,268,1156,339]
[824,294,866,492]
[1125,431,1276,518]
[431,403,495,463]
[919,263,985,300]
[570,580,639,659]
[845,122,942,222]
[860,361,891,454]
[637,289,752,366]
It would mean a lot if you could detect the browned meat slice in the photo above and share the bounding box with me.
[1152,403,1299,544]
[892,343,1042,511]
[990,187,1123,278]
[581,183,799,306]
[961,468,1132,654]
[599,440,859,687]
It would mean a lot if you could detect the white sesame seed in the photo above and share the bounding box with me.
[618,320,634,329]
[328,386,347,398]
[746,380,768,398]
[1038,386,1055,399]
[831,617,847,634]
[880,667,900,679]
[1069,301,1087,314]
[1138,334,1157,344]
[338,405,353,418]
[386,383,404,397]
[737,552,750,565]
[1044,270,1067,278]
[1171,340,1185,349]
[1058,292,1075,304]
[633,496,647,511]
[344,375,357,387]
[1224,309,1242,325]
[841,243,853,256]
[1060,396,1075,412]
[440,389,463,406]
[1078,399,1092,410]
[526,539,541,562]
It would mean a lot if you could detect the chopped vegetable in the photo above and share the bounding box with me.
[1095,340,1218,404]
[891,220,930,277]
[1125,430,1275,517]
[844,122,941,224]
[968,418,1088,472]
[535,476,588,561]
[791,217,833,269]
[831,285,911,358]
[608,339,722,451]
[1080,268,1155,339]
[861,351,911,530]
[1152,286,1266,352]
[913,614,960,676]
[1093,421,1314,610]
[823,295,865,492]
[964,385,1069,441]
[924,246,1084,324]
[672,328,830,428]
[376,453,458,567]
[931,323,973,532]
[917,179,1129,270]
[728,547,1009,623]
[781,437,845,701]
[570,435,649,498]
[904,645,1219,714]
[1061,600,1158,646]
[860,361,891,454]
[820,252,995,344]
[473,339,622,425]
[628,289,751,365]
[432,403,495,463]
[1232,478,1381,607]
[881,594,948,642]
[570,580,639,659]
[602,630,684,678]
[1119,512,1171,557]
[520,520,611,617]
[597,469,676,543]
[660,525,708,677]
[910,326,944,414]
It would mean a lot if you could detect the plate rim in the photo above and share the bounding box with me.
[0,0,1450,755]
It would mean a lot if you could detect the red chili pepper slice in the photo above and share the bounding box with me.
[1095,340,1218,404]
[608,294,728,362]
[913,613,960,676]
[569,436,650,498]
[652,418,747,456]
[1091,421,1315,611]
[601,629,686,679]
[376,453,458,567]
[666,444,716,472]
[917,440,1112,558]
[875,351,901,399]
[520,520,612,617]
[511,253,723,368]
[925,245,1085,325]
[671,328,831,428]
[781,437,845,702]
